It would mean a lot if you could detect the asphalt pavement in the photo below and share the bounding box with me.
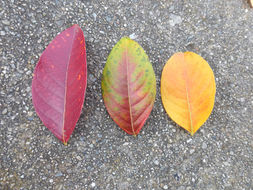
[0,0,253,189]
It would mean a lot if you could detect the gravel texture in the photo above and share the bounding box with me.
[0,0,253,189]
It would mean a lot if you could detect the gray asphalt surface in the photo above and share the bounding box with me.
[1,0,253,189]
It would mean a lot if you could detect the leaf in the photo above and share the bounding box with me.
[249,0,253,8]
[101,37,156,135]
[161,52,216,135]
[32,24,87,144]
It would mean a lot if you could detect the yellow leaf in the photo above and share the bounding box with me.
[161,52,216,135]
[249,0,253,8]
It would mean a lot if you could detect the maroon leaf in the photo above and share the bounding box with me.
[32,24,87,144]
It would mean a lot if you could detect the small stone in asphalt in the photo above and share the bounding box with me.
[55,172,63,177]
[2,108,7,115]
[202,142,207,149]
[90,182,96,188]
[169,14,182,26]
[2,20,10,25]
[129,33,137,39]
[0,31,6,36]
[154,160,159,165]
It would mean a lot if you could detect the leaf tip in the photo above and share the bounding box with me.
[120,36,133,44]
[63,137,68,146]
[122,36,131,40]
[72,23,80,28]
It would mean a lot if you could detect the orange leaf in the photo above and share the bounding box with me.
[161,52,216,135]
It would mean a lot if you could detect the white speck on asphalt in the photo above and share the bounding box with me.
[2,108,7,115]
[169,14,182,26]
[202,142,207,149]
[129,33,137,39]
[90,182,96,188]
[154,160,159,165]
[0,31,6,36]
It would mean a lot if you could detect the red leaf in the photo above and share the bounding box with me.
[32,24,87,144]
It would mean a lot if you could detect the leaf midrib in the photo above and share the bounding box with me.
[124,42,135,136]
[62,26,77,144]
[183,54,194,135]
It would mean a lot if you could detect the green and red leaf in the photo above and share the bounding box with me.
[101,37,156,135]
